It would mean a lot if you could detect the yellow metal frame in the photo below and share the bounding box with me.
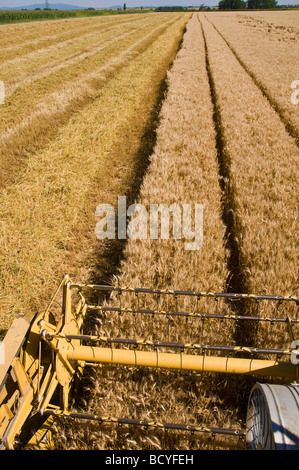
[66,345,297,378]
[0,275,298,449]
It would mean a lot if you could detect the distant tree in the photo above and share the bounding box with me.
[155,6,186,10]
[248,0,277,7]
[218,0,246,9]
[123,3,127,9]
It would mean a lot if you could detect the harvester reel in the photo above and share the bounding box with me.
[0,275,298,449]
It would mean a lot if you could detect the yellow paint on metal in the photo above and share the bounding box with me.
[1,276,298,449]
[0,315,31,388]
[26,415,55,450]
[67,346,298,379]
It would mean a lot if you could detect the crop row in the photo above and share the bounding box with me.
[67,14,243,451]
[0,9,145,25]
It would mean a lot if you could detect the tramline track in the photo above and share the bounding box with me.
[0,275,298,450]
[202,13,299,148]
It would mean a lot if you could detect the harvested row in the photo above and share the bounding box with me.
[205,11,299,142]
[0,15,148,63]
[0,14,138,49]
[0,15,168,126]
[64,14,245,451]
[0,14,180,188]
[0,16,157,89]
[0,13,189,333]
[199,13,299,351]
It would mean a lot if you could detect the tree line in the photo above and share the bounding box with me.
[218,0,277,9]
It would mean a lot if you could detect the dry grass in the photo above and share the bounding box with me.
[1,20,151,91]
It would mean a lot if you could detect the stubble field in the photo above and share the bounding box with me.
[0,12,190,332]
[0,10,298,450]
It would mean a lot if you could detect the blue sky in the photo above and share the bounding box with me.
[0,0,216,6]
[0,0,218,7]
[0,0,297,7]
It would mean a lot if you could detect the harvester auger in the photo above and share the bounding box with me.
[0,274,298,450]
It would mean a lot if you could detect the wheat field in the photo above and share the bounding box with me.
[0,12,190,332]
[0,10,298,450]
[55,11,298,450]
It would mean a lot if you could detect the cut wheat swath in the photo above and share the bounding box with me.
[0,14,180,189]
[0,14,149,64]
[0,13,189,330]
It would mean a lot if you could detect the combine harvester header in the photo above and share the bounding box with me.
[0,275,298,450]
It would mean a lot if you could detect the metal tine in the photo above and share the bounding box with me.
[216,297,224,333]
[166,306,171,344]
[133,290,138,333]
[275,299,283,318]
[84,284,298,349]
[172,294,178,344]
[196,295,199,313]
[197,296,206,343]
[159,291,166,342]
[117,289,122,336]
[174,294,179,344]
[253,298,260,318]
[173,293,180,344]
[275,299,285,337]
[135,291,139,310]
[149,292,156,342]
[200,307,205,343]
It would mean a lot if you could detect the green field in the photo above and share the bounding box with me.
[0,8,147,24]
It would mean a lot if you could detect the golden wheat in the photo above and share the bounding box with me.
[0,14,142,49]
[65,12,299,450]
[1,10,297,451]
[0,15,149,63]
[199,13,299,352]
[0,14,179,188]
[64,14,244,451]
[205,11,299,139]
[0,13,189,329]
